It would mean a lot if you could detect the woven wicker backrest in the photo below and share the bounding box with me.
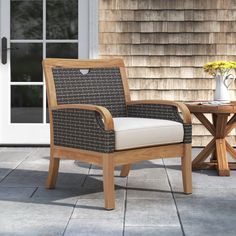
[52,67,127,117]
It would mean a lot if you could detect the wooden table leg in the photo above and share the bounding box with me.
[194,113,215,135]
[193,112,231,175]
[188,104,236,176]
[211,114,217,161]
[192,113,216,169]
[192,138,215,169]
[216,139,230,176]
[226,141,236,161]
[215,114,228,138]
[225,141,236,169]
[225,114,236,135]
[214,114,230,176]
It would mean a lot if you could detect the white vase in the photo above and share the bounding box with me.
[214,73,235,102]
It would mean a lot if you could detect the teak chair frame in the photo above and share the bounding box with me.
[43,58,192,210]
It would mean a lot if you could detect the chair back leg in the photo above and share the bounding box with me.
[181,143,192,194]
[120,164,131,177]
[102,154,115,210]
[46,149,60,189]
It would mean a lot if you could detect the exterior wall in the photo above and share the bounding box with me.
[99,0,236,146]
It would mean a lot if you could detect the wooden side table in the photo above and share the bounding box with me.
[186,102,236,176]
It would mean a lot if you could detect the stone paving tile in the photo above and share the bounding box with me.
[124,226,183,236]
[22,149,90,174]
[32,186,125,201]
[162,148,202,167]
[127,176,170,189]
[176,198,236,236]
[128,162,167,179]
[0,167,48,187]
[24,147,49,162]
[125,198,180,227]
[162,157,182,166]
[0,150,32,163]
[89,159,164,177]
[32,187,83,201]
[0,169,87,188]
[0,186,36,199]
[1,147,236,236]
[74,160,93,168]
[83,175,127,189]
[54,161,91,188]
[0,161,87,188]
[147,159,164,164]
[72,199,125,219]
[167,168,236,190]
[163,148,235,167]
[0,199,76,236]
[56,172,87,189]
[0,150,35,183]
[127,178,172,199]
[183,226,236,236]
[63,160,90,174]
[2,147,36,153]
[64,219,123,236]
[127,188,172,199]
[174,187,236,200]
[0,164,17,182]
[89,165,122,176]
[163,155,236,191]
[78,187,125,200]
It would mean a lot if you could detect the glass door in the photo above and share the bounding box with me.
[0,0,98,144]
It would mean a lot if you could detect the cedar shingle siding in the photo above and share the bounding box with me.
[99,0,236,146]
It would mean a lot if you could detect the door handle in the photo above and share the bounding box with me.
[1,37,7,64]
[1,37,18,65]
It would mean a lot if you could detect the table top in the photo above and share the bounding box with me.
[186,101,236,113]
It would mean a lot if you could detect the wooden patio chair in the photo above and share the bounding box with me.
[42,58,192,210]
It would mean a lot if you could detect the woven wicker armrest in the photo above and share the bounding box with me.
[127,100,192,144]
[52,104,114,130]
[51,104,115,153]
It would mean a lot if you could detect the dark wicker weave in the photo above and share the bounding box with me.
[52,68,127,117]
[52,108,115,153]
[127,103,192,143]
[183,124,192,144]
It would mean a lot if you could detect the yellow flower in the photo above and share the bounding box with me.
[203,61,236,76]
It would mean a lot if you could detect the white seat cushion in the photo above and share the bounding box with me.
[113,117,184,150]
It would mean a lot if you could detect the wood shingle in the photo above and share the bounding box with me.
[99,0,236,145]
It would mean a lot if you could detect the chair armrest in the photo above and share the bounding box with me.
[127,100,191,124]
[50,104,115,153]
[52,104,114,131]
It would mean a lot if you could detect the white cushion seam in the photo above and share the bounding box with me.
[115,125,183,132]
[115,140,182,150]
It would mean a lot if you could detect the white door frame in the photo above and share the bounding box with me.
[80,0,99,59]
[0,0,98,144]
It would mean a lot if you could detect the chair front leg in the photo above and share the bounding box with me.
[120,164,131,177]
[46,148,60,189]
[102,154,115,210]
[181,143,192,194]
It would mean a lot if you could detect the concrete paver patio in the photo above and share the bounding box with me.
[0,147,236,236]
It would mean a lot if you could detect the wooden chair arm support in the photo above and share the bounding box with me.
[127,100,192,124]
[51,104,114,131]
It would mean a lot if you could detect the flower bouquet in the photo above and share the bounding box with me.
[203,61,236,102]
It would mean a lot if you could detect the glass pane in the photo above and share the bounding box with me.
[46,43,78,58]
[11,86,43,123]
[46,0,78,39]
[11,0,43,39]
[11,43,43,82]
